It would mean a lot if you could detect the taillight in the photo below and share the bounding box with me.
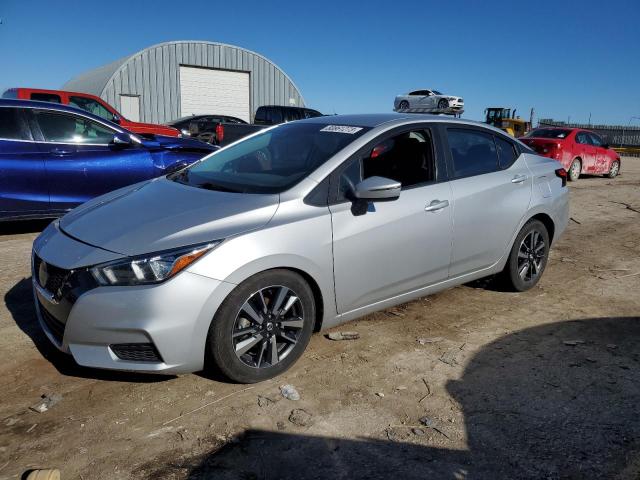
[555,168,567,187]
[215,123,224,144]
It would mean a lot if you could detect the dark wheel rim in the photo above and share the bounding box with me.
[438,100,448,109]
[399,101,409,109]
[232,285,304,369]
[517,230,546,283]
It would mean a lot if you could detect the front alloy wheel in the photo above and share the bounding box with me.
[207,269,315,383]
[233,286,304,368]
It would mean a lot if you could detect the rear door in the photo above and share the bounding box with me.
[330,125,453,313]
[575,131,596,172]
[30,109,154,212]
[0,107,49,216]
[444,126,532,277]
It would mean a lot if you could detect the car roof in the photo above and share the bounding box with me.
[0,98,124,129]
[299,113,492,129]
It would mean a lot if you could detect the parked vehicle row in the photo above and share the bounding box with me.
[165,106,324,147]
[521,127,621,181]
[31,114,568,382]
[0,99,216,220]
[2,88,180,137]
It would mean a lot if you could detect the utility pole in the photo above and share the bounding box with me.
[588,112,592,126]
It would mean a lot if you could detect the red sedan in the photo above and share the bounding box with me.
[521,127,621,182]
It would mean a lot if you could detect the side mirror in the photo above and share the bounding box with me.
[353,176,401,201]
[111,132,132,147]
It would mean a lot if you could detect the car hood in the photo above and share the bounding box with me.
[59,178,279,256]
[141,135,217,152]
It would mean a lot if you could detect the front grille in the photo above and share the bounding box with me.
[34,255,72,299]
[111,343,163,363]
[38,300,65,344]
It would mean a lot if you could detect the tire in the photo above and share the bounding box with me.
[26,470,61,480]
[207,269,315,383]
[437,99,449,110]
[568,158,581,182]
[501,219,550,292]
[607,160,620,178]
[398,100,410,110]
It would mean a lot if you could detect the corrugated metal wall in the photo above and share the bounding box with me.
[80,41,304,124]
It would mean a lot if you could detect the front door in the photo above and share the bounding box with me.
[575,131,596,172]
[444,127,532,277]
[30,109,154,213]
[588,132,610,174]
[330,127,453,314]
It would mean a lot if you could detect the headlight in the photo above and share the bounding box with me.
[90,242,220,286]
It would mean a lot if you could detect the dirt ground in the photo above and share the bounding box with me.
[1,158,639,480]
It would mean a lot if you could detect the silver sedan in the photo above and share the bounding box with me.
[32,114,568,383]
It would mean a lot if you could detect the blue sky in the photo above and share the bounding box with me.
[1,0,638,125]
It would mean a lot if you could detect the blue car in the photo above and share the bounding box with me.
[0,99,216,221]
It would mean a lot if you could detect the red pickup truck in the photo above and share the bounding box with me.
[2,88,179,137]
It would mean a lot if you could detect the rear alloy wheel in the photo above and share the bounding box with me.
[502,219,550,292]
[607,160,620,178]
[437,99,449,110]
[568,158,581,182]
[207,270,315,383]
[398,100,410,110]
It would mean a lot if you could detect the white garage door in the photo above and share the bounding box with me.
[179,66,250,122]
[119,95,140,122]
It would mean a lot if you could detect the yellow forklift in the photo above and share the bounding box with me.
[484,107,531,138]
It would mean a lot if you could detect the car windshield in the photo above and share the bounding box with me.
[169,122,371,194]
[526,128,571,139]
[432,90,443,95]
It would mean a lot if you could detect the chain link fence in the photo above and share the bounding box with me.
[538,119,640,147]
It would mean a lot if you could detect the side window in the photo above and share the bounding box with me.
[30,93,61,103]
[268,108,283,124]
[285,109,302,122]
[0,108,30,140]
[495,135,518,169]
[589,133,603,146]
[576,132,591,145]
[36,111,115,144]
[69,96,115,122]
[447,128,498,178]
[339,129,435,200]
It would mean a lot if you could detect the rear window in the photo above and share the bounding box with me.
[526,128,571,139]
[30,92,62,103]
[0,108,29,140]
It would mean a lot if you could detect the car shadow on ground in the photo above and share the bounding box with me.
[146,316,640,479]
[5,277,174,383]
[0,219,52,236]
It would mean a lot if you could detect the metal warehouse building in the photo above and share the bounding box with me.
[63,40,305,124]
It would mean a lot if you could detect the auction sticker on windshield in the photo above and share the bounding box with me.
[320,125,363,134]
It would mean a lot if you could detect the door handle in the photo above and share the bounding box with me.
[50,148,76,157]
[425,199,449,212]
[511,174,527,184]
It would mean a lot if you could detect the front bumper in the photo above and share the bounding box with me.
[32,226,236,374]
